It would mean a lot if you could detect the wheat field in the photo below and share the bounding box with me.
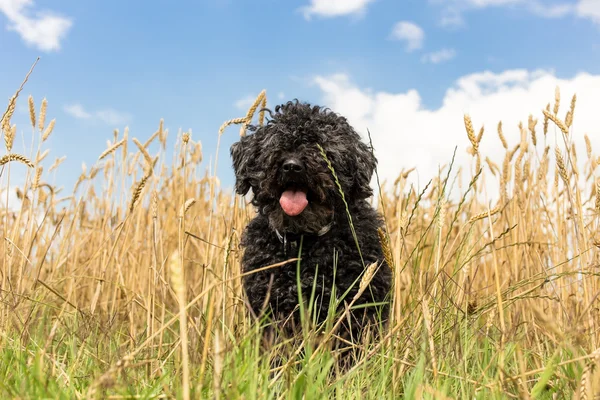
[1,66,600,399]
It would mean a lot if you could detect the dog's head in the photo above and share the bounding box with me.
[230,100,376,234]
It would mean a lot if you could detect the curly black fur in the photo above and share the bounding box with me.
[231,101,392,363]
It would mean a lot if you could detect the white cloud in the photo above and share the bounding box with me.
[462,0,522,6]
[95,109,131,126]
[0,0,72,52]
[432,0,596,26]
[529,2,573,18]
[422,48,457,64]
[234,95,257,111]
[576,0,600,23]
[64,104,91,119]
[440,7,465,27]
[2,186,21,212]
[312,70,600,196]
[64,103,131,126]
[300,0,375,19]
[389,21,425,52]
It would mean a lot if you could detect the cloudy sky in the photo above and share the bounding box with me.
[2,0,600,195]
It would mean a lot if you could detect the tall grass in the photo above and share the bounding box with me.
[1,69,600,399]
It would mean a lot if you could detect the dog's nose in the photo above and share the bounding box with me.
[282,159,304,174]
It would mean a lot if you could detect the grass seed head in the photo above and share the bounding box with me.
[38,98,47,132]
[42,119,55,141]
[497,121,508,149]
[28,95,36,129]
[0,153,34,168]
[553,86,560,115]
[464,114,478,154]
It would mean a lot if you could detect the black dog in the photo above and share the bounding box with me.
[231,101,392,363]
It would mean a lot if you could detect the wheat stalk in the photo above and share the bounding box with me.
[42,119,55,142]
[240,89,266,137]
[555,147,569,185]
[38,98,47,132]
[468,206,501,223]
[543,109,569,136]
[133,137,153,167]
[476,125,484,144]
[422,297,438,378]
[355,261,380,300]
[543,103,550,136]
[129,173,151,212]
[464,114,478,153]
[595,181,600,215]
[28,95,36,129]
[49,156,66,173]
[33,167,43,190]
[98,139,126,160]
[566,94,577,129]
[168,249,190,400]
[178,198,196,218]
[553,86,560,115]
[377,227,395,271]
[36,149,49,163]
[0,153,34,168]
[528,114,537,146]
[497,121,508,149]
[4,124,15,152]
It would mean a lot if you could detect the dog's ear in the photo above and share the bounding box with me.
[352,140,377,199]
[230,136,255,196]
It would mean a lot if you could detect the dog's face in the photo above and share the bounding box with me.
[230,101,376,234]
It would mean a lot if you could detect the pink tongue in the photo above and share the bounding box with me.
[279,189,308,216]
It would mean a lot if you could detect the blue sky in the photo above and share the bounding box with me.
[2,0,600,193]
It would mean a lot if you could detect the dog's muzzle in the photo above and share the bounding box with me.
[279,158,309,217]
